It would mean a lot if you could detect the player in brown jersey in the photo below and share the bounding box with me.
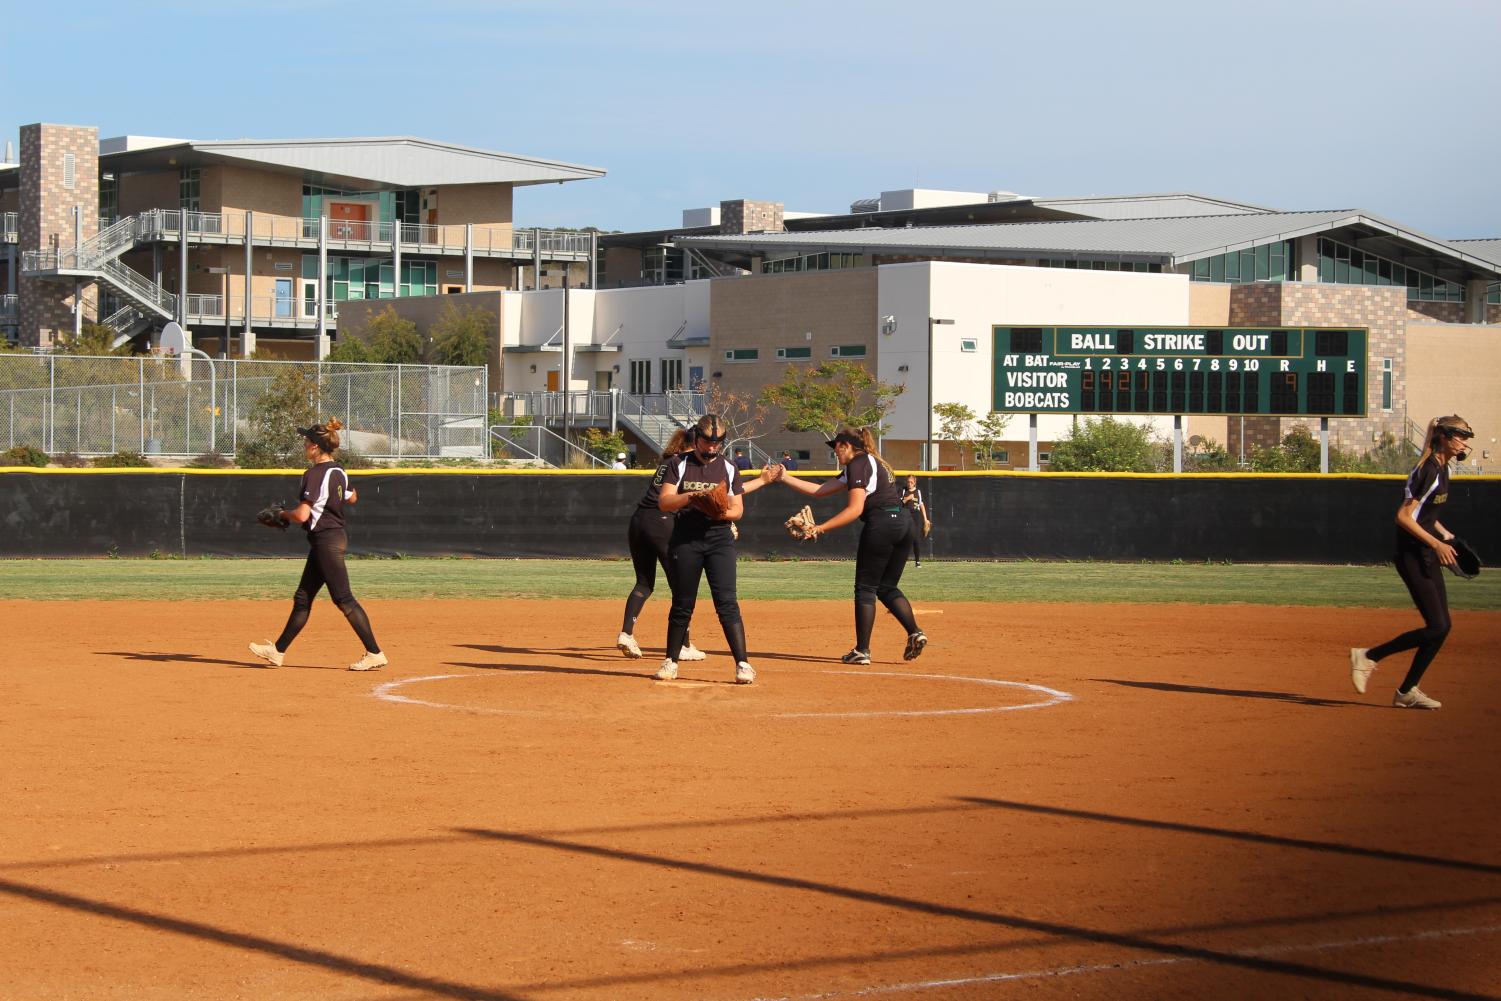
[653,414,777,683]
[774,428,926,665]
[1350,415,1474,709]
[617,427,706,662]
[249,418,386,672]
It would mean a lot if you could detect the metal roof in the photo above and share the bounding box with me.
[676,210,1501,279]
[1450,239,1501,268]
[100,136,605,189]
[1031,193,1276,219]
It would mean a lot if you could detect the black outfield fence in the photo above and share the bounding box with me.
[1,470,1496,566]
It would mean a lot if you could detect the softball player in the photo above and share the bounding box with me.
[776,428,926,665]
[1350,415,1474,709]
[654,415,775,684]
[249,418,387,672]
[617,427,706,663]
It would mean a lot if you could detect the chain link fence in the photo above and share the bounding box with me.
[0,354,488,460]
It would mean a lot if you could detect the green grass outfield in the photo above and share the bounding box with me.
[2,559,1497,609]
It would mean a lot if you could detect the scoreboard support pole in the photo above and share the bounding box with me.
[1173,416,1183,474]
[1320,417,1330,474]
[1028,414,1039,471]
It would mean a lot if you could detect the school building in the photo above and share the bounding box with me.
[343,188,1501,471]
[0,123,604,357]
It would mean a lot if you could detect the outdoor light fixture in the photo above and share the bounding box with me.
[881,315,897,335]
[612,363,621,372]
[529,364,537,373]
[712,371,723,379]
[897,364,909,372]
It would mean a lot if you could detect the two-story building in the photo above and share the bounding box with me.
[1,123,604,357]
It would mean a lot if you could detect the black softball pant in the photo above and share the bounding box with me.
[665,524,746,663]
[621,507,676,634]
[908,508,925,565]
[274,530,380,654]
[852,509,920,651]
[1368,546,1451,693]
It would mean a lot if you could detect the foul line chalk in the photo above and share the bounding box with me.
[371,671,1073,721]
[739,923,1501,1001]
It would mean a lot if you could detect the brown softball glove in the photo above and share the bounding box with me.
[690,481,734,520]
[784,505,818,541]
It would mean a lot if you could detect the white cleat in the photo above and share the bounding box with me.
[678,643,707,662]
[348,651,388,672]
[1349,647,1376,694]
[249,641,284,668]
[655,659,678,681]
[735,661,756,685]
[1393,687,1441,710]
[617,632,642,659]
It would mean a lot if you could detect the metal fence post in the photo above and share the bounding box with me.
[47,356,55,453]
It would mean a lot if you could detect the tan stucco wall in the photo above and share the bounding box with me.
[436,183,512,227]
[1187,282,1231,325]
[117,170,179,217]
[709,269,878,460]
[1406,322,1501,468]
[217,165,301,218]
[1,190,17,213]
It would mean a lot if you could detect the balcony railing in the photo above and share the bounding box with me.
[0,294,17,322]
[132,208,588,257]
[1,212,17,242]
[184,294,338,325]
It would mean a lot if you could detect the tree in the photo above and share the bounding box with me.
[973,411,1013,469]
[932,402,976,470]
[54,322,133,356]
[1250,426,1321,472]
[758,360,904,437]
[698,379,771,457]
[1048,416,1162,472]
[430,303,494,367]
[330,306,422,364]
[235,365,326,468]
[581,427,628,464]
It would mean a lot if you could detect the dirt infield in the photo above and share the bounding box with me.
[2,597,1498,1001]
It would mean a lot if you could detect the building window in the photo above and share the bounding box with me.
[1038,258,1160,273]
[1038,451,1052,464]
[763,252,868,274]
[629,359,651,395]
[1488,282,1499,305]
[830,344,866,357]
[642,246,685,285]
[661,358,684,391]
[776,346,812,359]
[1382,357,1393,412]
[303,180,397,224]
[960,338,978,352]
[1316,237,1463,302]
[724,348,759,362]
[179,168,200,212]
[1188,241,1293,283]
[99,173,117,223]
[62,153,75,190]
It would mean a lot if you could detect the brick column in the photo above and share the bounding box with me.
[18,124,99,348]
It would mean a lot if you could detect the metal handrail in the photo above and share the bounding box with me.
[0,294,17,322]
[101,258,176,316]
[1,212,17,241]
[488,423,609,468]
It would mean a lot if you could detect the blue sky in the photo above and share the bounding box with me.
[5,0,1498,237]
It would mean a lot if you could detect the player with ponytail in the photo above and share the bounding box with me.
[1350,414,1475,708]
[249,417,387,672]
[616,427,707,662]
[775,426,927,664]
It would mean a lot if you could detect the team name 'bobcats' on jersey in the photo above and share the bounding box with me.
[664,452,744,528]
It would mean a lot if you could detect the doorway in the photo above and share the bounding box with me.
[274,278,295,319]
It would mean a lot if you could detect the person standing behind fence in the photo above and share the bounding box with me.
[900,474,929,568]
[1349,415,1475,709]
[775,428,926,665]
[617,428,706,663]
[249,418,387,672]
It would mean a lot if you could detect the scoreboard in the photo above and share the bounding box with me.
[992,326,1368,418]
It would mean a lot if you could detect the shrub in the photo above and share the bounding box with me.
[1049,417,1163,472]
[51,451,91,468]
[92,450,152,468]
[1,445,49,467]
[187,451,235,469]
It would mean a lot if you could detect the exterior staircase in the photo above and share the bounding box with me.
[20,213,178,330]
